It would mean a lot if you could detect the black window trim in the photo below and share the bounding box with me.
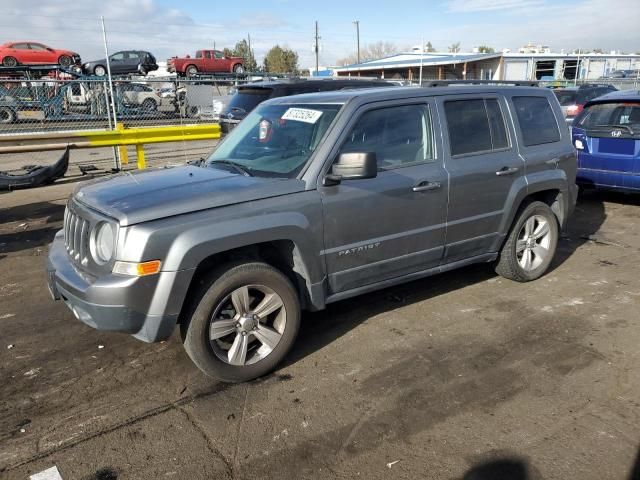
[510,94,562,148]
[443,95,513,159]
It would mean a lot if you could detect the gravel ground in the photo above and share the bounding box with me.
[0,178,639,480]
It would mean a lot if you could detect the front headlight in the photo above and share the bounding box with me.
[91,222,115,264]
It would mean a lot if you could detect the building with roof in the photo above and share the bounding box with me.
[334,51,640,82]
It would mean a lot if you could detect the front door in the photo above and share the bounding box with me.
[320,100,449,293]
[438,95,524,262]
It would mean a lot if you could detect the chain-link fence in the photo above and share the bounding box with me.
[0,76,258,134]
[0,76,258,176]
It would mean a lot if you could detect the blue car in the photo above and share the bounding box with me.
[571,90,640,193]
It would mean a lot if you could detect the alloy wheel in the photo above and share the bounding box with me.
[516,215,551,271]
[209,285,287,366]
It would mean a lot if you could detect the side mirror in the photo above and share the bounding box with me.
[324,152,377,185]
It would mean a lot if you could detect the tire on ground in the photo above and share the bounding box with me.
[181,261,301,383]
[495,200,559,282]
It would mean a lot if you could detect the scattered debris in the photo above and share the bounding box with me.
[386,460,400,468]
[79,165,99,175]
[7,344,14,349]
[24,368,40,377]
[20,428,26,433]
[98,345,104,349]
[0,147,69,191]
[30,466,64,479]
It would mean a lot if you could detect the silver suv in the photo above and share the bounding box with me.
[47,85,578,382]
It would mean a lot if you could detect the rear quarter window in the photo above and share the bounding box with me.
[512,96,561,146]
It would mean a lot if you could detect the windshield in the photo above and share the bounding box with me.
[207,103,342,178]
[553,90,577,106]
[223,88,274,116]
[576,102,640,131]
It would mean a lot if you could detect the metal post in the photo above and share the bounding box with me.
[314,21,319,76]
[574,48,581,86]
[353,21,360,65]
[101,16,121,171]
[419,35,424,85]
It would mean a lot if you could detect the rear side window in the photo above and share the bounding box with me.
[512,96,561,146]
[444,98,509,156]
[554,90,577,106]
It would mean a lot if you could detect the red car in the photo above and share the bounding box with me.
[167,50,244,77]
[0,41,81,68]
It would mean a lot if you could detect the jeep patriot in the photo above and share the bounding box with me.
[47,85,578,382]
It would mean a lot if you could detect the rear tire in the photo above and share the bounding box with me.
[233,64,245,74]
[0,107,16,124]
[2,56,18,67]
[181,262,301,383]
[495,201,558,282]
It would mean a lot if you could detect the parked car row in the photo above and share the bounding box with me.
[1,41,246,78]
[551,83,618,124]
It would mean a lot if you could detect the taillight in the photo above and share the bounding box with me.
[566,104,584,117]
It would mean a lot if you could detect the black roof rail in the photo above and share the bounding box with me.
[422,80,540,87]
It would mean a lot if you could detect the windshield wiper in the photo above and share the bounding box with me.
[208,160,253,177]
[596,124,635,135]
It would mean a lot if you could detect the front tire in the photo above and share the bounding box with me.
[186,65,198,77]
[141,98,157,111]
[58,55,73,67]
[495,201,558,282]
[94,65,106,76]
[181,262,301,383]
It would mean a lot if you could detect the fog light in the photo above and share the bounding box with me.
[113,260,162,276]
[574,139,585,150]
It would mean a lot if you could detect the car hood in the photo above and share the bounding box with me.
[74,165,306,226]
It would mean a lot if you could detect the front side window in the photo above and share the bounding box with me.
[444,98,509,156]
[28,43,47,51]
[512,96,561,146]
[111,53,124,61]
[339,104,435,169]
[207,103,342,177]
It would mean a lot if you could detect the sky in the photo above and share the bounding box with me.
[2,0,639,68]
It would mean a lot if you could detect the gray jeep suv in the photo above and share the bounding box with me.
[47,85,578,382]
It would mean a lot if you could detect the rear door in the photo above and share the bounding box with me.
[124,51,140,73]
[11,43,34,63]
[438,94,523,262]
[109,52,126,74]
[573,101,640,190]
[320,99,449,293]
[28,43,55,63]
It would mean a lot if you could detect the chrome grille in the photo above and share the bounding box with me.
[64,204,90,265]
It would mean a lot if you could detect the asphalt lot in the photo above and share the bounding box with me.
[1,173,639,479]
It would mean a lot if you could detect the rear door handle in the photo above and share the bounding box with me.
[413,181,441,192]
[495,166,520,176]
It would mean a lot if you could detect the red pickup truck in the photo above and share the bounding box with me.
[167,50,245,77]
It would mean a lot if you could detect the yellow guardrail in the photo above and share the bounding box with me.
[0,123,222,169]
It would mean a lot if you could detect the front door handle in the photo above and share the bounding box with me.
[495,166,520,176]
[545,157,560,166]
[413,181,441,192]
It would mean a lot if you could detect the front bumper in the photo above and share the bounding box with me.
[47,231,193,342]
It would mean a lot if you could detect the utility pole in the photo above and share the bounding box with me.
[353,20,360,64]
[314,21,320,76]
